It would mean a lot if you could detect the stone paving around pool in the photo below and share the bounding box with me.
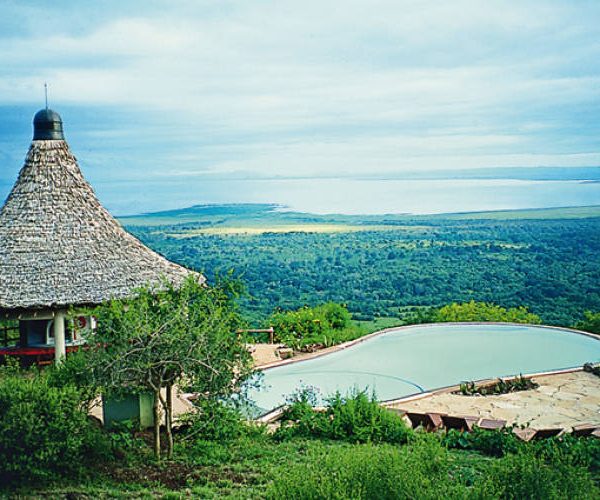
[384,371,600,429]
[250,343,286,366]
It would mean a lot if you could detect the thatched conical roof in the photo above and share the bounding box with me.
[0,110,199,312]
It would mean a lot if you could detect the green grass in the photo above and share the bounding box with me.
[118,203,280,227]
[4,437,362,498]
[7,433,597,498]
[3,389,598,498]
[0,437,481,498]
[428,205,600,220]
[355,316,403,332]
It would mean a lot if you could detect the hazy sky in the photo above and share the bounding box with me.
[1,0,599,187]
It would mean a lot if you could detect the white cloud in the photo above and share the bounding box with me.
[0,0,599,178]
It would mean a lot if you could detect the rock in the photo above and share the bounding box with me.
[277,347,294,359]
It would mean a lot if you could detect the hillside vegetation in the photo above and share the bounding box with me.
[2,364,599,498]
[124,204,600,326]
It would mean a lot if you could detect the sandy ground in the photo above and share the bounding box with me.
[384,371,600,429]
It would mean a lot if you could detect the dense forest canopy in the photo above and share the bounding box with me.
[123,205,600,326]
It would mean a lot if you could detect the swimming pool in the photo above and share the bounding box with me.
[248,323,600,414]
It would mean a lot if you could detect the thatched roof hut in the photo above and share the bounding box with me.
[0,109,200,314]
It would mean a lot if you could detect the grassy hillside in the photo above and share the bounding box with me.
[120,203,600,229]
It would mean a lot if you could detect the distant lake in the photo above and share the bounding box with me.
[1,177,598,216]
[91,178,600,216]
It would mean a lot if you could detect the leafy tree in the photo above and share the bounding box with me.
[82,275,253,460]
[431,300,541,324]
[318,302,352,329]
[576,311,600,334]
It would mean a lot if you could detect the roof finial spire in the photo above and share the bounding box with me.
[44,82,48,109]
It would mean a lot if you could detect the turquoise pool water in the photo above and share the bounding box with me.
[248,324,600,414]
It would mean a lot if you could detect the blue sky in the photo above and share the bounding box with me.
[1,1,599,194]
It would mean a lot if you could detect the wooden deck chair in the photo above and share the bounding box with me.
[477,418,507,430]
[531,428,564,440]
[405,411,445,431]
[441,415,479,432]
[572,424,600,437]
[513,428,537,442]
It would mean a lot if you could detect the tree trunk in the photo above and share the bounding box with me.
[165,383,174,459]
[153,388,161,461]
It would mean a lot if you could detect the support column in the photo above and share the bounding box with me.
[54,310,66,364]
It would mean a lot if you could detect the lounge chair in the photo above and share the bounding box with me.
[441,415,479,432]
[405,411,445,431]
[531,428,564,440]
[477,418,507,430]
[572,424,600,437]
[512,428,537,442]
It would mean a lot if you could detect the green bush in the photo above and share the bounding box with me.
[475,450,598,499]
[45,350,98,405]
[443,427,522,457]
[274,386,324,439]
[458,375,538,396]
[324,391,411,444]
[0,370,109,484]
[269,306,327,341]
[268,303,352,348]
[318,302,352,329]
[179,399,248,442]
[267,434,599,499]
[267,436,469,499]
[532,434,600,473]
[106,419,146,455]
[407,300,541,325]
[576,311,600,334]
[444,427,600,471]
[275,389,411,445]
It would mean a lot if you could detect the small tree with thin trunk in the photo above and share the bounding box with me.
[83,275,253,460]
